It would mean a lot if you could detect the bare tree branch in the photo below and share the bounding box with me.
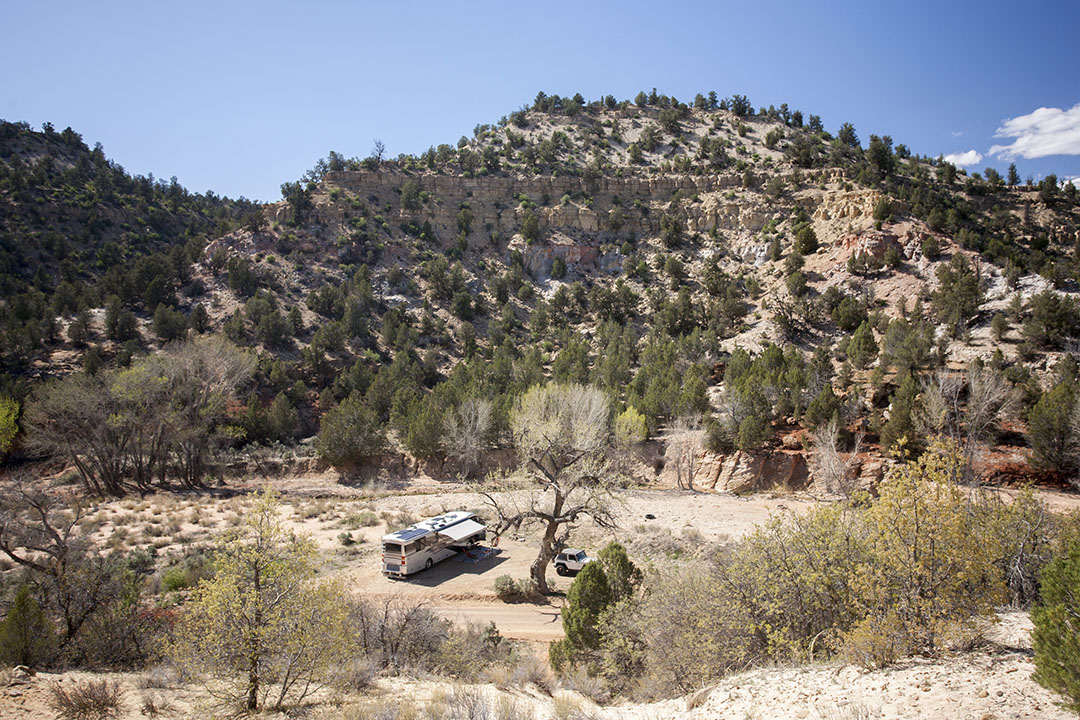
[808,418,863,497]
[483,384,617,594]
[664,414,705,491]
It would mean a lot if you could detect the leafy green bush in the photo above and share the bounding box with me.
[344,510,380,528]
[161,567,193,592]
[613,406,648,448]
[0,396,18,460]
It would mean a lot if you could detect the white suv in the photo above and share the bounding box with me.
[554,548,594,576]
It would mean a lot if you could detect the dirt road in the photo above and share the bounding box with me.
[305,486,829,642]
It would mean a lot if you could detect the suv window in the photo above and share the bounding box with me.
[576,551,586,561]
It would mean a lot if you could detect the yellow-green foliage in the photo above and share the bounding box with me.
[624,566,752,693]
[0,395,18,459]
[598,439,1018,694]
[845,439,1006,666]
[721,502,868,661]
[609,504,868,694]
[167,490,350,712]
[613,406,648,448]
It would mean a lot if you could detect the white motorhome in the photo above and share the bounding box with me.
[381,511,486,577]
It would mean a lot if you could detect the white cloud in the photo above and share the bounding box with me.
[989,103,1080,160]
[943,149,983,166]
[951,131,963,137]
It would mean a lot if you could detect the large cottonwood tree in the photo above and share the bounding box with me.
[484,383,617,594]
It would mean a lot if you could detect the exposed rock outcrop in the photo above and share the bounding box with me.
[702,450,809,493]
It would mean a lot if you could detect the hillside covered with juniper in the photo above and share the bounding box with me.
[3,89,1080,488]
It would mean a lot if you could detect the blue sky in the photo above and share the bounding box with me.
[3,0,1078,201]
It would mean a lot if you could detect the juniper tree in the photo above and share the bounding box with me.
[1032,539,1080,711]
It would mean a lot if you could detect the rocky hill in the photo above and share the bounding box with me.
[3,91,1080,486]
[0,120,257,393]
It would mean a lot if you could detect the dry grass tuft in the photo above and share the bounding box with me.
[342,698,419,720]
[551,692,601,720]
[139,692,174,718]
[559,666,609,704]
[510,653,556,694]
[815,701,876,720]
[47,678,126,720]
[135,663,182,689]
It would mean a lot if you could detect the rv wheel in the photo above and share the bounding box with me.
[425,558,434,570]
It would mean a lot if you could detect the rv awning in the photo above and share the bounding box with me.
[438,520,485,542]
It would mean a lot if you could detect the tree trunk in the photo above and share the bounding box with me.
[247,565,262,711]
[247,653,259,711]
[530,524,558,595]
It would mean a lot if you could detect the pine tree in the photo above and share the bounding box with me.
[404,396,445,461]
[804,385,840,430]
[316,392,387,469]
[265,392,298,443]
[880,373,918,453]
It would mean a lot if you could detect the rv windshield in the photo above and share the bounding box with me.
[383,543,403,555]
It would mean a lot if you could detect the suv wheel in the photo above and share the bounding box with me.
[555,564,568,576]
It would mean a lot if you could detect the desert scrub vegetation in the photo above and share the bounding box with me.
[0,477,526,713]
[163,490,523,712]
[47,678,126,720]
[557,440,1060,698]
[494,574,543,603]
[0,472,168,669]
[167,489,352,711]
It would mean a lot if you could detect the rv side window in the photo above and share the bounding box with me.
[404,542,417,554]
[383,543,402,555]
